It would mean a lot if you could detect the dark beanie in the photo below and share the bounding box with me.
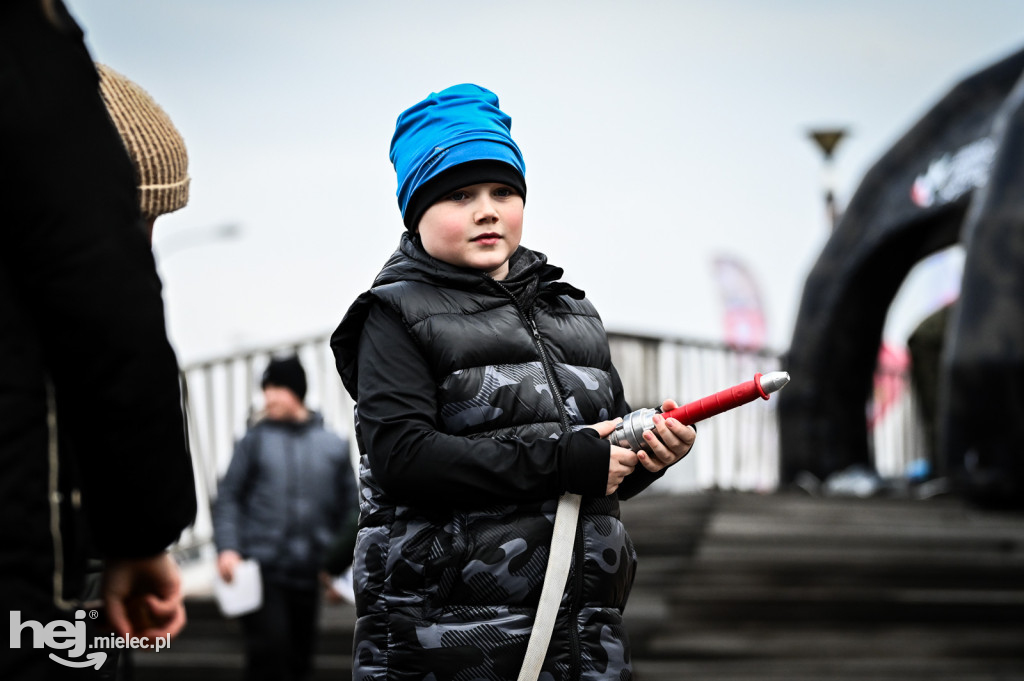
[261,355,307,402]
[402,159,526,232]
[390,83,526,230]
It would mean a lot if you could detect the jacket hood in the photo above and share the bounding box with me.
[371,231,551,290]
[331,232,584,400]
[250,410,326,430]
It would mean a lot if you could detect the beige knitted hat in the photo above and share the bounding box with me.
[96,63,190,219]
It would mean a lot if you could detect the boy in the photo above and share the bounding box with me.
[214,355,358,681]
[331,84,695,681]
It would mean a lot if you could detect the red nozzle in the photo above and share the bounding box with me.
[662,371,789,425]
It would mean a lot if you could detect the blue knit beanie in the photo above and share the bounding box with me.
[390,84,526,230]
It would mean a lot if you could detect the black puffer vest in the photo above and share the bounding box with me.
[333,235,638,681]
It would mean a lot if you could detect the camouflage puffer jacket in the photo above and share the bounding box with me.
[332,234,663,681]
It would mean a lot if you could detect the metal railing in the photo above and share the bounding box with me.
[174,331,922,554]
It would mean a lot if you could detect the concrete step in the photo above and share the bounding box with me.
[130,490,1024,680]
[621,490,1024,678]
[632,657,1024,681]
[128,599,356,680]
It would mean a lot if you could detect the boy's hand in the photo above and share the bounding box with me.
[636,399,696,472]
[218,550,242,583]
[320,571,345,605]
[587,418,640,495]
[607,444,639,495]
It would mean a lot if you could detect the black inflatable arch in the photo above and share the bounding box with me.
[779,47,1024,484]
[940,64,1024,501]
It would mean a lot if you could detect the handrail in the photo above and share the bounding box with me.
[173,330,921,556]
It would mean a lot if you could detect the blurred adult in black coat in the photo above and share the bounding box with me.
[1,1,197,677]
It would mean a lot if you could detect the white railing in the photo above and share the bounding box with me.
[174,331,920,555]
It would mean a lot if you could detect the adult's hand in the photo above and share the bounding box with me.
[103,552,186,640]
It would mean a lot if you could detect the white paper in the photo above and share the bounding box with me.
[213,559,263,618]
[330,567,355,604]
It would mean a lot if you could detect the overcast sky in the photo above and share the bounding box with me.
[65,0,1024,366]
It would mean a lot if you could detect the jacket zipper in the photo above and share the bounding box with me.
[490,280,573,432]
[490,278,583,680]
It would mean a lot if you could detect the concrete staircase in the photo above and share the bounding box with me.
[129,491,1024,680]
[124,595,355,680]
[622,492,1024,681]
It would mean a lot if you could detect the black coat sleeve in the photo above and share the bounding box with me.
[354,303,609,508]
